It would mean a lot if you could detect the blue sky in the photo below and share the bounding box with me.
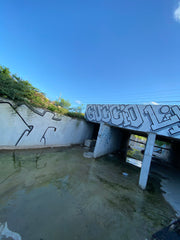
[0,0,180,107]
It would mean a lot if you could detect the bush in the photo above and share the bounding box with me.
[127,149,143,161]
[0,65,84,119]
[65,111,84,119]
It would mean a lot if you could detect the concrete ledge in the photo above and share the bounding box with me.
[0,144,71,151]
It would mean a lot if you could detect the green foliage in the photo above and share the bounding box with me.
[65,111,84,119]
[155,140,170,146]
[0,66,39,103]
[133,135,146,142]
[55,106,68,115]
[127,149,143,161]
[0,65,84,119]
[69,104,84,113]
[55,98,71,109]
[67,103,85,118]
[47,104,57,112]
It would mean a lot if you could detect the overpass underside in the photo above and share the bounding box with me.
[85,104,180,190]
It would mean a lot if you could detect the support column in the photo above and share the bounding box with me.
[139,132,156,190]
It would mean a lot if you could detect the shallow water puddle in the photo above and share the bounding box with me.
[0,147,176,240]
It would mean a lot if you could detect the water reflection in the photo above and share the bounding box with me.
[0,147,176,240]
[126,157,142,168]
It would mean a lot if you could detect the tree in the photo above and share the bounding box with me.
[54,98,71,109]
[69,104,84,113]
[0,65,39,102]
[0,65,84,118]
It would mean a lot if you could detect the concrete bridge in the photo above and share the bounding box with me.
[85,104,180,190]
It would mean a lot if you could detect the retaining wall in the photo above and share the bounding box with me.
[0,98,93,149]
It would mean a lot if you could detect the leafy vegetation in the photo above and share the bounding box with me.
[54,98,71,109]
[0,65,84,119]
[66,111,84,119]
[131,134,169,147]
[155,140,170,147]
[127,148,144,161]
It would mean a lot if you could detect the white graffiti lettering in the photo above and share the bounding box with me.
[124,105,143,128]
[144,105,179,131]
[110,105,124,125]
[85,104,180,139]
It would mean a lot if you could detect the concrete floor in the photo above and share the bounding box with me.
[150,162,180,217]
[0,147,177,240]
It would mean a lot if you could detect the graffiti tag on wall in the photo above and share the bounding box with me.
[0,101,60,146]
[0,99,92,148]
[85,104,180,139]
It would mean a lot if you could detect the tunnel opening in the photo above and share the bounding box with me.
[87,121,180,213]
[91,123,100,141]
[126,133,147,168]
[168,139,180,169]
[123,133,180,214]
[125,133,175,169]
[151,135,172,167]
[83,123,100,155]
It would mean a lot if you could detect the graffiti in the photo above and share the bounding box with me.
[0,102,33,146]
[86,104,144,128]
[40,127,57,145]
[0,101,60,146]
[0,98,92,148]
[85,104,180,139]
[15,125,33,146]
[144,105,179,131]
[123,105,143,128]
[169,125,180,135]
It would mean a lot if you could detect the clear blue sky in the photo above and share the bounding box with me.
[0,0,180,107]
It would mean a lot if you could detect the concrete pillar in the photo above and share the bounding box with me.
[93,123,122,158]
[139,132,156,190]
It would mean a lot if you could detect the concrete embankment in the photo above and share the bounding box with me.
[0,98,94,149]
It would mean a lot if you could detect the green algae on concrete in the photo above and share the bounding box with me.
[0,147,176,240]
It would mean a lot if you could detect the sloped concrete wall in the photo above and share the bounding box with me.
[93,123,122,158]
[0,99,93,148]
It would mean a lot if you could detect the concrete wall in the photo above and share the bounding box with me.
[93,123,123,158]
[0,99,93,148]
[85,104,180,140]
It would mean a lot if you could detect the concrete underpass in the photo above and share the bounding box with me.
[85,104,180,193]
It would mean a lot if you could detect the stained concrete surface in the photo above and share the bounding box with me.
[0,147,177,240]
[150,162,180,217]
